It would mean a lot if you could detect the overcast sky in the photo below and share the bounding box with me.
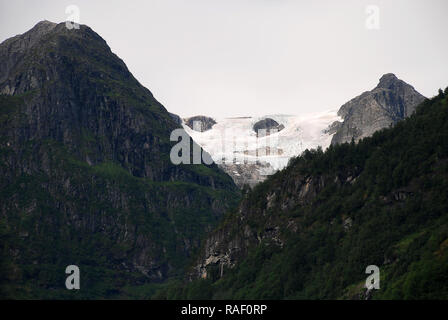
[1,0,447,118]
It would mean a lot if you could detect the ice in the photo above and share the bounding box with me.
[182,110,342,171]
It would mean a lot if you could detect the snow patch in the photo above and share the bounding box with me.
[182,110,342,172]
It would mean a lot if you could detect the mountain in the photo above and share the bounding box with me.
[155,89,448,299]
[182,74,425,188]
[331,73,425,145]
[0,21,240,298]
[183,112,340,187]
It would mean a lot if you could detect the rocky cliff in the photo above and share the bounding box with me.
[192,171,333,280]
[252,118,284,136]
[0,21,240,298]
[179,90,448,299]
[331,73,425,145]
[217,162,273,189]
[184,115,217,132]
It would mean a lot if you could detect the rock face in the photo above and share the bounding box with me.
[0,21,239,297]
[184,113,339,189]
[253,118,284,136]
[192,172,331,280]
[218,162,273,188]
[323,120,343,135]
[186,90,448,299]
[184,115,216,132]
[331,73,425,145]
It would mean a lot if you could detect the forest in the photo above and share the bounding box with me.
[151,88,448,299]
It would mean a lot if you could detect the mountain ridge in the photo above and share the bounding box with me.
[178,74,425,188]
[331,73,425,145]
[0,21,240,298]
[156,88,448,300]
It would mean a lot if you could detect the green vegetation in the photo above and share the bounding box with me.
[0,23,240,299]
[154,89,448,300]
[2,21,447,300]
[0,138,239,298]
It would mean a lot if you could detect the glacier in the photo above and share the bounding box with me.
[183,110,342,183]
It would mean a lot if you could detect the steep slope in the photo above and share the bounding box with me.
[331,73,425,145]
[184,115,217,132]
[0,21,239,298]
[184,111,340,188]
[156,89,448,299]
[183,74,424,188]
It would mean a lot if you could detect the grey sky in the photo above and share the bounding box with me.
[1,0,447,118]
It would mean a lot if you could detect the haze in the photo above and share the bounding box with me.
[1,0,447,118]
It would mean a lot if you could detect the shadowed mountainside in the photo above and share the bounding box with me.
[154,89,448,300]
[0,21,240,298]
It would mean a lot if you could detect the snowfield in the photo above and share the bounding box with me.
[183,110,342,172]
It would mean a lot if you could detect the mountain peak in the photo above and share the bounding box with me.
[380,72,397,80]
[0,20,58,57]
[332,73,425,145]
[34,20,57,27]
[0,20,240,293]
[0,20,120,94]
[377,73,400,89]
[27,20,57,36]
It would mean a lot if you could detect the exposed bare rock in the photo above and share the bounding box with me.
[331,73,425,145]
[0,21,240,291]
[324,120,343,135]
[184,115,216,132]
[343,217,353,231]
[253,118,284,136]
[218,161,274,188]
[191,173,331,280]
